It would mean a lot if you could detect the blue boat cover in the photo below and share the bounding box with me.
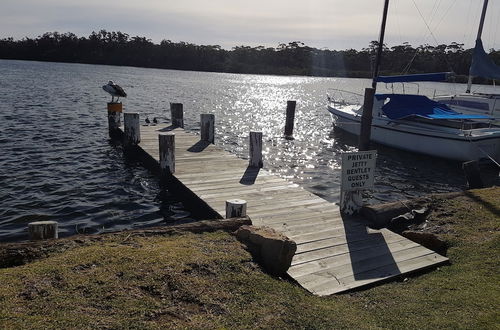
[470,39,500,80]
[375,94,493,120]
[376,72,452,83]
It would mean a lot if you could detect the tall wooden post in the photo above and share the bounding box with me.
[124,112,140,146]
[170,103,184,128]
[107,102,122,138]
[284,100,296,138]
[358,88,375,151]
[28,221,58,240]
[200,114,215,143]
[249,131,263,168]
[159,133,175,175]
[226,199,247,218]
[359,0,389,150]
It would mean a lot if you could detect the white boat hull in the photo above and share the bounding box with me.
[328,104,500,162]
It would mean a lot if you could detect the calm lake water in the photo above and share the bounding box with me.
[0,59,498,242]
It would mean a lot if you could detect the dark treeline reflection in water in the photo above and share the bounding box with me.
[1,60,495,242]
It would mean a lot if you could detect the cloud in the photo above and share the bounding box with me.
[0,0,498,50]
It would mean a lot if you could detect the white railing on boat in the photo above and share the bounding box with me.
[326,88,364,107]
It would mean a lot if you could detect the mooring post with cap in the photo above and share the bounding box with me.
[200,114,215,143]
[107,102,122,138]
[249,131,263,168]
[159,133,175,176]
[28,221,58,240]
[226,199,247,218]
[123,112,141,146]
[170,103,184,128]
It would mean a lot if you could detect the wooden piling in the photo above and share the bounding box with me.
[225,199,247,218]
[200,114,215,143]
[249,131,263,168]
[107,102,122,138]
[159,133,175,175]
[28,221,58,240]
[462,160,484,189]
[124,112,141,146]
[284,100,297,138]
[170,103,184,128]
[359,88,375,151]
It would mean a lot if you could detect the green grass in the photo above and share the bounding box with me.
[0,188,499,329]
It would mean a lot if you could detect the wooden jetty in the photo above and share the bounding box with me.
[118,116,448,295]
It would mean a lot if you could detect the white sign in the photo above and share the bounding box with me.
[341,150,377,191]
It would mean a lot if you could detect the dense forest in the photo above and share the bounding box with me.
[1,30,499,82]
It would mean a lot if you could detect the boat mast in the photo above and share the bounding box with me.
[372,0,390,89]
[466,0,489,93]
[359,0,389,151]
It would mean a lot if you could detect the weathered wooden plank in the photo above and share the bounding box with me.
[290,243,437,282]
[261,210,344,226]
[292,236,413,266]
[295,229,406,254]
[199,183,299,200]
[309,252,448,296]
[179,171,274,185]
[205,188,314,207]
[175,168,250,180]
[288,224,371,245]
[190,177,288,193]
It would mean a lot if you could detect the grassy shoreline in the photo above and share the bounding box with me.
[1,188,498,329]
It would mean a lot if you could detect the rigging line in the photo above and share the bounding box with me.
[414,0,440,47]
[462,0,473,44]
[401,1,439,74]
[432,0,458,40]
[402,1,453,74]
[411,0,458,72]
[393,0,403,47]
[411,0,454,46]
[401,47,421,74]
[494,6,500,49]
[466,135,500,168]
[426,0,444,42]
[430,0,443,27]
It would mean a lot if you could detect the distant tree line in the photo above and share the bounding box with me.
[1,30,499,82]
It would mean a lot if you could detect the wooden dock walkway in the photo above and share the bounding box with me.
[136,124,448,296]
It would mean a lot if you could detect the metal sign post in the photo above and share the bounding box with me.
[340,150,377,215]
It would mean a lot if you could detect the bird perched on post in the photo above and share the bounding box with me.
[102,81,127,103]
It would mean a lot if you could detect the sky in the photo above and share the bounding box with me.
[1,0,500,50]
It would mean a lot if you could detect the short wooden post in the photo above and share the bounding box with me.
[226,199,247,218]
[107,102,122,138]
[124,112,140,146]
[284,100,296,138]
[28,221,58,240]
[200,114,215,143]
[170,103,184,128]
[159,133,175,175]
[249,131,263,168]
[359,87,375,151]
[462,160,484,189]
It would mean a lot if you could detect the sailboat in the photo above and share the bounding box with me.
[327,0,500,163]
[434,0,500,123]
